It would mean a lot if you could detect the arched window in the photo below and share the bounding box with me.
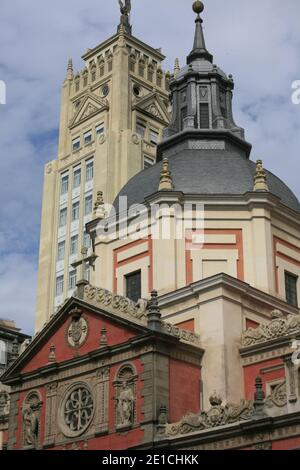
[0,340,7,365]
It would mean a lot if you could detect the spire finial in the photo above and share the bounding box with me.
[66,58,74,80]
[192,1,204,16]
[159,158,174,191]
[253,159,269,192]
[188,1,213,64]
[147,290,162,331]
[174,58,180,78]
[118,0,132,35]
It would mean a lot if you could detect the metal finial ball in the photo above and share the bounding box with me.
[193,1,204,15]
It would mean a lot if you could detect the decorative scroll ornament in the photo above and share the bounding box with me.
[165,396,254,437]
[83,285,147,320]
[241,314,300,347]
[265,380,287,408]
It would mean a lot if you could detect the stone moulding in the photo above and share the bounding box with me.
[241,314,300,347]
[165,399,254,437]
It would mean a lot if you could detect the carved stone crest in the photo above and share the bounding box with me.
[67,309,89,348]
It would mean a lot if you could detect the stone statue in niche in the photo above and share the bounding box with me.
[0,390,10,415]
[117,381,135,427]
[23,404,39,447]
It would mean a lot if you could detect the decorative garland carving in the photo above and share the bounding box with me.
[265,380,287,408]
[83,285,147,320]
[165,398,254,437]
[161,322,201,345]
[241,314,300,347]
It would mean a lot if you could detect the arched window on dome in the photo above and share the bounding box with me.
[0,340,7,365]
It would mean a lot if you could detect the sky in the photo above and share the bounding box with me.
[0,0,299,335]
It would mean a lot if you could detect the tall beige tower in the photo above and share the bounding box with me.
[35,10,170,331]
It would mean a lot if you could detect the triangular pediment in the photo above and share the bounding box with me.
[133,92,170,124]
[70,93,109,128]
[1,289,149,382]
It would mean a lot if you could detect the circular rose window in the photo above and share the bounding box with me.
[60,384,94,437]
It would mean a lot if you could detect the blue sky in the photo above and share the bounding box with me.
[0,0,299,335]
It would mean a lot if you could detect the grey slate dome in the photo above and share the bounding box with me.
[115,151,300,213]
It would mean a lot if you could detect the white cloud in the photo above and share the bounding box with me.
[0,0,299,333]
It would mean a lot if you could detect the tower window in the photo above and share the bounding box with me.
[0,340,7,365]
[144,156,155,169]
[73,167,81,189]
[59,208,67,228]
[57,241,65,261]
[125,271,141,303]
[61,174,69,196]
[84,263,90,282]
[72,137,81,152]
[136,122,146,138]
[199,103,210,129]
[86,160,94,182]
[181,107,187,130]
[84,130,92,145]
[149,129,159,146]
[83,231,91,249]
[70,235,78,256]
[72,202,80,221]
[285,272,298,307]
[69,270,77,290]
[85,195,93,216]
[56,275,64,296]
[96,123,104,135]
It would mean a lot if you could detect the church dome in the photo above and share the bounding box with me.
[115,2,300,215]
[115,150,300,213]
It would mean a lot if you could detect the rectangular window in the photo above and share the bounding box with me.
[84,263,90,282]
[96,123,104,135]
[56,275,64,296]
[181,106,187,130]
[57,241,65,261]
[125,270,141,303]
[144,156,155,169]
[73,167,81,189]
[85,195,93,215]
[86,160,94,182]
[59,208,67,227]
[70,235,78,256]
[72,137,81,152]
[72,201,80,221]
[83,231,91,249]
[61,174,69,196]
[199,103,210,129]
[285,272,298,307]
[0,340,7,365]
[149,129,159,146]
[69,270,77,290]
[136,122,146,138]
[84,130,92,145]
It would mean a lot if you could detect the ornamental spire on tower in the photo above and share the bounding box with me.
[117,0,132,35]
[66,58,74,81]
[187,1,213,64]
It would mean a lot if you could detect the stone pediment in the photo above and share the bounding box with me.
[133,92,170,124]
[70,93,109,128]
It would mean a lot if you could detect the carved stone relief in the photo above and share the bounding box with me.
[114,364,137,430]
[59,383,95,438]
[22,391,42,450]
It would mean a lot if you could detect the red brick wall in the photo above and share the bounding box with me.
[243,358,285,400]
[175,319,195,332]
[169,358,201,423]
[245,319,259,329]
[22,310,138,374]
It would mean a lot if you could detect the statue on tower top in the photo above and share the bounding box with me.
[118,0,132,35]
